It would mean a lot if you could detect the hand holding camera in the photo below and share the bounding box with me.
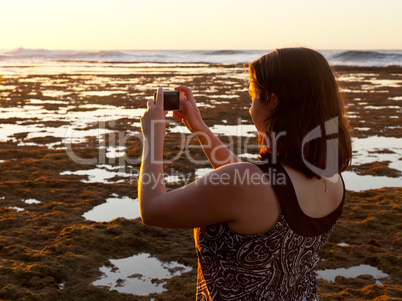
[153,90,180,111]
[172,86,207,134]
[144,86,206,138]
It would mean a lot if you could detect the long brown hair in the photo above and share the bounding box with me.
[249,47,352,178]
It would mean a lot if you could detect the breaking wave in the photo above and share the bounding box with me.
[1,48,401,66]
[329,50,402,66]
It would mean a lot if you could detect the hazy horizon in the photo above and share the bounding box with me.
[2,47,402,51]
[2,0,402,50]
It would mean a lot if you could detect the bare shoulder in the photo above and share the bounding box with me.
[206,161,279,197]
[282,165,344,218]
[213,162,281,234]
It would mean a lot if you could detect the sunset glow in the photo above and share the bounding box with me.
[1,0,402,50]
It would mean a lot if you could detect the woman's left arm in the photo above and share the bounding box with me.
[139,87,167,217]
[139,88,265,229]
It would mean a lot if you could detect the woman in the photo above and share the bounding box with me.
[139,48,352,300]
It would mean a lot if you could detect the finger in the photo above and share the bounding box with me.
[172,113,179,121]
[175,85,193,98]
[147,99,154,109]
[140,111,147,125]
[172,113,182,121]
[178,101,185,112]
[173,110,185,121]
[175,86,197,110]
[156,87,164,109]
[175,86,194,102]
[179,97,195,112]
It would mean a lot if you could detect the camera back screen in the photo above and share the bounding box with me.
[154,90,180,111]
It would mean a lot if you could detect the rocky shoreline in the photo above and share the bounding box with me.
[0,64,401,300]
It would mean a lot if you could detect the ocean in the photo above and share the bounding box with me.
[1,48,402,67]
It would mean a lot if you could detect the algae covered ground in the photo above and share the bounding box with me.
[0,64,401,300]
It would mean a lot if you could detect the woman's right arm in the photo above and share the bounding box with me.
[174,86,240,169]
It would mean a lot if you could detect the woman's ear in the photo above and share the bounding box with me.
[270,93,279,109]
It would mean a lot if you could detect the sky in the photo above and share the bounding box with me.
[1,0,402,50]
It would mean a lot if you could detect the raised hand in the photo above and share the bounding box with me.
[173,85,207,133]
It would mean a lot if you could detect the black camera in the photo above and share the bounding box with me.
[153,90,180,111]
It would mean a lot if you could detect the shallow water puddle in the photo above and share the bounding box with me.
[93,253,192,295]
[337,74,402,89]
[352,136,402,171]
[170,123,257,136]
[6,199,42,212]
[23,198,41,204]
[364,105,400,110]
[106,146,127,159]
[316,264,389,285]
[83,196,140,222]
[195,168,213,179]
[8,206,25,212]
[342,171,402,191]
[0,105,145,143]
[79,90,126,97]
[367,78,402,88]
[210,124,257,136]
[60,165,132,183]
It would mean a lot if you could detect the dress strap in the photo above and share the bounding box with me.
[254,161,345,237]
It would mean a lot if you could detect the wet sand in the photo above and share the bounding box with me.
[0,63,401,300]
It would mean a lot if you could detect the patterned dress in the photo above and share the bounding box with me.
[195,162,345,301]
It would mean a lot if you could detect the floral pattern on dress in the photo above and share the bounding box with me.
[195,214,332,301]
